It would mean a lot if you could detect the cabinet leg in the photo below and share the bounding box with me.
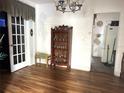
[67,65,71,71]
[35,58,38,66]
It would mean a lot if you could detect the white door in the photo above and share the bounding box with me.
[25,20,35,66]
[8,16,28,72]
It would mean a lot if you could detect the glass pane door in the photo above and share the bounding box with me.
[10,16,27,72]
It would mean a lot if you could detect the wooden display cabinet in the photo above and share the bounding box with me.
[51,25,72,69]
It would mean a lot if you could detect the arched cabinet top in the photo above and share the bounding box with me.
[51,25,73,32]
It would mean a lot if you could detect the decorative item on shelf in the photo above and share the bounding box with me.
[55,0,84,13]
[96,33,101,38]
[97,20,103,27]
[94,38,100,45]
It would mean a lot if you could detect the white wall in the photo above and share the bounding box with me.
[36,0,94,71]
[35,0,124,76]
[19,0,36,7]
[94,0,124,76]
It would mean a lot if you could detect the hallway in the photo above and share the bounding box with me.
[91,57,114,75]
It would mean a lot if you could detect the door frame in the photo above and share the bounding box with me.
[91,12,120,74]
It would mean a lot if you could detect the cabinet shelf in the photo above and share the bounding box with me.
[51,25,72,69]
[52,48,68,50]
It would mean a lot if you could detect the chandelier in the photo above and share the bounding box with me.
[55,0,84,13]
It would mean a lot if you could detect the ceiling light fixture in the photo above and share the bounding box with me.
[55,0,84,13]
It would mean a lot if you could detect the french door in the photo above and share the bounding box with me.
[8,16,28,72]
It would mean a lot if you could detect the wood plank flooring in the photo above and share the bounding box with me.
[91,57,114,74]
[0,64,124,93]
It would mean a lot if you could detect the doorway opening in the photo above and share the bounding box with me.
[91,12,120,74]
[0,11,10,72]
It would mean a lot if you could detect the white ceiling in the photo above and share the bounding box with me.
[26,0,54,4]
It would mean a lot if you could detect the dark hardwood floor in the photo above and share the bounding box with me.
[91,57,114,74]
[0,64,124,93]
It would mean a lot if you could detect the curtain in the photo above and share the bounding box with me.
[0,0,35,21]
